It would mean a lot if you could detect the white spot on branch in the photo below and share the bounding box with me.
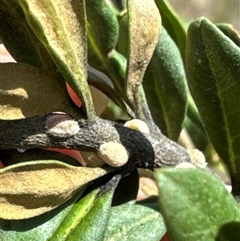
[45,113,79,138]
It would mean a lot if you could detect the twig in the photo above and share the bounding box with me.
[0,113,192,171]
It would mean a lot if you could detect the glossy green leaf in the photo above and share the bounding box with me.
[126,0,161,115]
[65,175,120,241]
[0,191,82,241]
[0,1,60,80]
[185,17,240,186]
[143,28,187,141]
[17,0,95,119]
[0,63,78,119]
[154,0,186,60]
[86,0,119,64]
[156,168,240,241]
[0,160,110,219]
[103,204,166,241]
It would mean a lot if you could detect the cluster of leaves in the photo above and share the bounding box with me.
[0,0,240,240]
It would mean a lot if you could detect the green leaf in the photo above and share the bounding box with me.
[0,191,81,241]
[0,1,59,80]
[185,17,240,185]
[117,13,129,58]
[86,0,119,60]
[103,204,166,241]
[155,168,240,241]
[65,175,120,241]
[0,63,78,119]
[107,49,128,100]
[0,160,111,219]
[126,0,161,117]
[17,0,95,119]
[143,28,187,141]
[154,0,186,60]
[217,23,240,48]
[49,188,100,241]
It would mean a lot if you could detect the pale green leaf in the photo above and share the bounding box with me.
[156,168,240,241]
[103,204,166,241]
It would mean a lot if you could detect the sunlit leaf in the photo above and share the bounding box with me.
[0,63,77,119]
[156,168,240,241]
[103,204,166,241]
[126,0,161,110]
[143,27,187,141]
[17,0,95,119]
[185,17,240,189]
[0,160,111,219]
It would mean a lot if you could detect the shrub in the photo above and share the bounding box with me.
[0,0,239,240]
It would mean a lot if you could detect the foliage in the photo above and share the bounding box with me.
[0,0,240,240]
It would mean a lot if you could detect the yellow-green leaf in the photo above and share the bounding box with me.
[49,189,100,241]
[0,63,77,119]
[17,0,95,119]
[0,160,111,220]
[126,0,161,111]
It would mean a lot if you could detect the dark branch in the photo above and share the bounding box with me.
[0,113,192,170]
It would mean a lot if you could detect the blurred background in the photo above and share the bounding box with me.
[169,0,240,32]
